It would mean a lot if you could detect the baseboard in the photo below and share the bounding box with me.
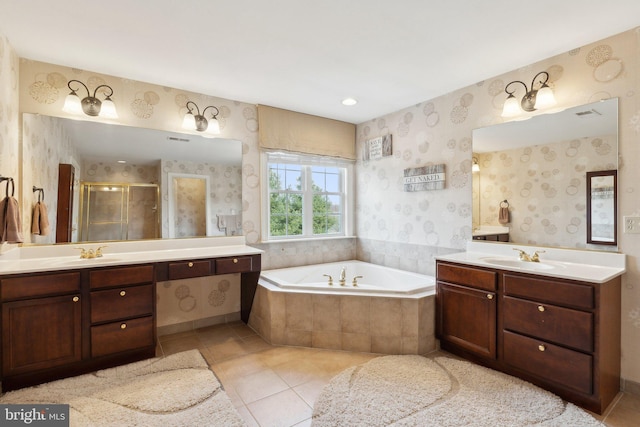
[157,312,241,337]
[622,377,640,396]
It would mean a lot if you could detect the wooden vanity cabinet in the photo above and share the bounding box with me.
[436,260,621,414]
[436,263,497,359]
[0,252,261,392]
[1,272,82,378]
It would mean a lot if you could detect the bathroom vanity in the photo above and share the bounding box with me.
[0,237,261,391]
[435,242,625,414]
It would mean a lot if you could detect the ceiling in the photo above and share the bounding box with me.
[1,1,640,124]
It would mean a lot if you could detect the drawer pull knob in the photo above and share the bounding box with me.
[486,294,494,300]
[538,305,545,312]
[72,296,79,302]
[538,344,546,352]
[233,258,238,264]
[120,323,127,330]
[188,262,194,268]
[120,290,126,297]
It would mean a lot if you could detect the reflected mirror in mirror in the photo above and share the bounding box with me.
[472,98,618,250]
[587,170,617,245]
[21,114,242,245]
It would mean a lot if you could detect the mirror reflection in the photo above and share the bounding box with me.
[472,98,618,250]
[21,114,242,245]
[587,170,617,245]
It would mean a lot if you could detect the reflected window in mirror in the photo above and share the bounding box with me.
[472,98,618,251]
[586,170,617,246]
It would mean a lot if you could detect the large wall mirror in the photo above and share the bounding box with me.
[22,114,242,245]
[472,98,618,250]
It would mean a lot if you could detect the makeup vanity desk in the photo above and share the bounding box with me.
[0,236,262,391]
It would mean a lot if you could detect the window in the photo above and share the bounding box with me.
[263,152,353,240]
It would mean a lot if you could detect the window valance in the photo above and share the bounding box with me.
[258,105,356,160]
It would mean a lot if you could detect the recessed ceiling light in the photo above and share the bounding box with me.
[117,160,127,164]
[342,97,358,106]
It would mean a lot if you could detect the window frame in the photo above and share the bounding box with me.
[261,151,354,241]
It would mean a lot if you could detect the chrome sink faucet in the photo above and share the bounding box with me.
[513,248,545,262]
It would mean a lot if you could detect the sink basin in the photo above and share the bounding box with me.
[479,257,562,271]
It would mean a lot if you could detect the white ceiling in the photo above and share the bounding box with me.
[1,1,640,124]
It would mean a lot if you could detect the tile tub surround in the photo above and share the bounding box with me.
[248,284,436,355]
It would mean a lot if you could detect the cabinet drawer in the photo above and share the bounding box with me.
[503,296,593,352]
[91,284,154,324]
[216,256,253,274]
[503,331,593,395]
[1,272,81,301]
[168,260,211,280]
[503,274,593,310]
[91,316,154,358]
[436,262,496,291]
[90,265,154,290]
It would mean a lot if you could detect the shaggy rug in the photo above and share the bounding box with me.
[0,349,245,427]
[312,355,604,427]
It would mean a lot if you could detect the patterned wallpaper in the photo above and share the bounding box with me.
[3,27,640,386]
[0,34,20,248]
[474,134,617,248]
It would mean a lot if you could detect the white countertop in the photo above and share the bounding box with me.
[0,236,262,275]
[436,241,625,284]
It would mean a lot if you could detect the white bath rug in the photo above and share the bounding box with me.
[0,349,246,427]
[312,354,604,426]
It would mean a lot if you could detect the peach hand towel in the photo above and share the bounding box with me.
[498,205,510,224]
[0,196,24,243]
[31,201,51,236]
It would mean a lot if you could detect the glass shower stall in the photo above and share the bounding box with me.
[78,182,160,242]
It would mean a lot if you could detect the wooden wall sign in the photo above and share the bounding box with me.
[363,135,392,160]
[403,164,445,191]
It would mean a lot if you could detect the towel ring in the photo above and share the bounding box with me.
[500,200,509,208]
[33,186,44,202]
[2,177,14,197]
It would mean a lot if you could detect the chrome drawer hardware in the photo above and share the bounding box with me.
[120,323,127,330]
[188,262,194,267]
[487,294,494,300]
[233,258,238,263]
[538,305,545,312]
[120,290,126,297]
[538,344,546,352]
[72,296,79,302]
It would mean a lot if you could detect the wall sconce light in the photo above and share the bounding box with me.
[62,79,118,119]
[182,101,220,137]
[472,157,480,173]
[501,71,556,118]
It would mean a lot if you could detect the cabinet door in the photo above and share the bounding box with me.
[437,282,496,358]
[2,294,82,376]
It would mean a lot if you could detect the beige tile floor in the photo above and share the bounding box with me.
[158,322,640,427]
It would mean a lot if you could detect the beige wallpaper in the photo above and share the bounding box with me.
[0,35,20,245]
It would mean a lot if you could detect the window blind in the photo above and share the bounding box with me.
[258,105,356,160]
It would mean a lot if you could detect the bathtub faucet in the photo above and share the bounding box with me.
[339,267,346,286]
